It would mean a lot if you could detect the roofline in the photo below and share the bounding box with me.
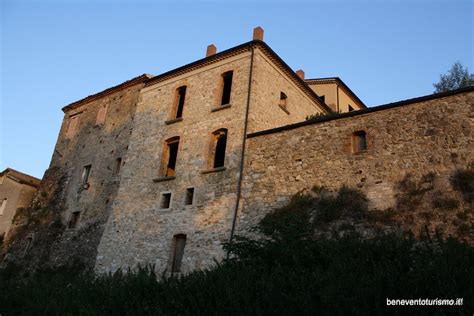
[62,74,153,113]
[247,86,474,139]
[306,77,367,109]
[145,40,332,113]
[0,168,41,188]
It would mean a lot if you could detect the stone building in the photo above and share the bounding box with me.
[4,27,473,274]
[0,168,40,239]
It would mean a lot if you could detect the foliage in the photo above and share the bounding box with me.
[305,110,341,121]
[450,167,474,203]
[433,62,474,93]
[1,189,473,315]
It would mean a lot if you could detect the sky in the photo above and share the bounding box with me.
[1,0,473,179]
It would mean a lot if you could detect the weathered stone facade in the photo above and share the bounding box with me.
[238,90,474,240]
[4,29,473,274]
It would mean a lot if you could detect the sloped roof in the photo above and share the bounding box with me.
[305,77,367,109]
[144,40,332,113]
[0,168,41,188]
[62,74,153,113]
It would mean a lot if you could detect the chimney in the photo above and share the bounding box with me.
[206,44,217,57]
[296,69,305,80]
[253,26,264,41]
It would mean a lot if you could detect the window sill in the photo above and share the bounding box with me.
[278,104,290,115]
[165,117,183,125]
[211,104,232,112]
[201,166,226,174]
[352,150,367,155]
[153,176,176,182]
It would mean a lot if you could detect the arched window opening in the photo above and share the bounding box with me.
[174,86,187,119]
[211,129,228,168]
[220,71,233,105]
[162,137,180,177]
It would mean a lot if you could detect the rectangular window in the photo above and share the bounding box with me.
[0,198,7,216]
[184,188,194,206]
[165,138,179,177]
[175,86,187,118]
[81,165,92,184]
[352,131,367,153]
[171,234,187,274]
[220,71,233,105]
[66,116,79,138]
[68,211,80,229]
[96,104,108,125]
[160,192,172,209]
[114,158,122,175]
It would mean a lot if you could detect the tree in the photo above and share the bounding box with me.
[433,62,474,93]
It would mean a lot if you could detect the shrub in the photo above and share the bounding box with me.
[432,195,459,210]
[451,168,474,203]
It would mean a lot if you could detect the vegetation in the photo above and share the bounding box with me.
[450,166,474,203]
[1,189,473,315]
[433,62,474,93]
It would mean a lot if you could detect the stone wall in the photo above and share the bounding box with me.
[237,90,474,239]
[95,53,254,274]
[247,49,323,133]
[3,77,147,270]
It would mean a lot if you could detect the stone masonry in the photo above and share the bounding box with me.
[4,28,473,274]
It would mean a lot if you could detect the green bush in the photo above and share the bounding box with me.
[451,168,474,203]
[1,188,473,315]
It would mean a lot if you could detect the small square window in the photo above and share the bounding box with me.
[352,131,367,153]
[161,193,172,209]
[184,188,194,206]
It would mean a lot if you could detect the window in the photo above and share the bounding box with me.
[279,92,288,109]
[68,211,80,229]
[174,86,187,119]
[96,104,108,125]
[0,198,7,216]
[220,71,233,105]
[184,188,194,206]
[66,115,79,138]
[348,104,354,112]
[209,129,228,169]
[161,192,172,209]
[320,95,325,103]
[171,234,187,274]
[352,131,367,153]
[161,137,180,177]
[114,158,122,175]
[81,165,92,184]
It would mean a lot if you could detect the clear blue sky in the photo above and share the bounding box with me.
[1,0,473,178]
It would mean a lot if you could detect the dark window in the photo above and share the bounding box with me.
[279,92,288,108]
[171,234,187,274]
[175,86,187,118]
[185,188,194,206]
[320,95,325,103]
[213,129,227,168]
[68,211,80,229]
[161,193,172,209]
[81,165,91,184]
[164,137,180,177]
[221,71,233,105]
[348,104,354,112]
[114,157,122,175]
[352,131,367,153]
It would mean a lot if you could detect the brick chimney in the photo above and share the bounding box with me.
[253,26,264,41]
[296,69,305,80]
[206,44,217,57]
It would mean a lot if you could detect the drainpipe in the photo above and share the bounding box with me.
[228,44,255,251]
